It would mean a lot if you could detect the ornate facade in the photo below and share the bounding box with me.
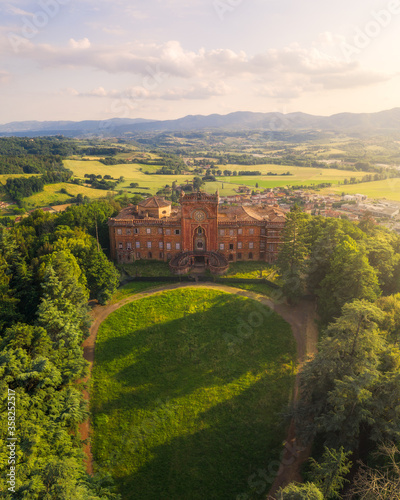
[108,192,285,273]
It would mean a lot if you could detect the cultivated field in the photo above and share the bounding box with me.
[65,159,368,198]
[321,178,400,203]
[217,164,367,190]
[92,288,296,499]
[22,182,104,207]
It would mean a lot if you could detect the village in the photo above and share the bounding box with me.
[219,185,400,233]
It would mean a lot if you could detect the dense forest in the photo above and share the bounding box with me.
[275,210,400,498]
[0,200,121,499]
[0,138,76,204]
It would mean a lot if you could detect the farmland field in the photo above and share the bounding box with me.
[22,182,104,207]
[321,178,400,203]
[65,159,368,197]
[217,164,367,190]
[92,288,296,500]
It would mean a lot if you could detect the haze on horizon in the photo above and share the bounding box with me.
[1,0,400,124]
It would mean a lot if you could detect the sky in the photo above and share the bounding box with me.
[1,0,400,123]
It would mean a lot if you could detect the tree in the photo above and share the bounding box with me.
[276,482,323,499]
[193,176,204,191]
[294,300,400,450]
[276,207,309,300]
[317,236,380,324]
[350,442,400,499]
[309,447,352,498]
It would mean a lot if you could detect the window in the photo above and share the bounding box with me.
[176,243,181,250]
[118,242,123,249]
[167,253,171,260]
[134,228,139,234]
[237,252,242,259]
[249,252,253,259]
[135,241,140,249]
[127,229,131,235]
[148,251,152,259]
[219,243,225,250]
[146,228,151,234]
[117,228,122,235]
[229,229,234,236]
[229,254,234,261]
[238,228,243,235]
[198,227,202,234]
[249,242,254,249]
[136,252,141,259]
[166,229,171,235]
[159,252,164,259]
[174,229,180,235]
[261,228,266,235]
[127,242,132,250]
[159,241,163,249]
[249,228,254,235]
[158,228,163,234]
[166,242,172,250]
[238,241,242,249]
[147,241,152,249]
[219,229,225,236]
[260,241,265,248]
[229,243,234,250]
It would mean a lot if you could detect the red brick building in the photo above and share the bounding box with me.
[108,192,285,273]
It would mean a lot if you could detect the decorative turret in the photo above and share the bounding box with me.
[137,196,171,218]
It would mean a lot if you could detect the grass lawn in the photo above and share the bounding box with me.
[222,261,277,280]
[92,288,296,500]
[120,260,174,277]
[110,281,172,303]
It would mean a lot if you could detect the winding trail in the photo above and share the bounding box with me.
[79,283,319,496]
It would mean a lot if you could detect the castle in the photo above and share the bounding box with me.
[108,191,285,274]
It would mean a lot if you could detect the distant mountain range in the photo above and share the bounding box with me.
[2,108,400,137]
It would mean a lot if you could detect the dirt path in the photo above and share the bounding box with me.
[80,283,319,494]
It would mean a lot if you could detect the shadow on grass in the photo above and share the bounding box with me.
[114,376,292,500]
[91,289,296,499]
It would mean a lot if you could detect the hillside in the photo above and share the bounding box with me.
[2,108,400,137]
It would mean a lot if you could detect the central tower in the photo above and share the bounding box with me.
[180,191,219,253]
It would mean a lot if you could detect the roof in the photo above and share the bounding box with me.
[218,205,286,222]
[138,196,171,209]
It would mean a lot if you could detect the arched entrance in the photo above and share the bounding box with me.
[193,226,206,252]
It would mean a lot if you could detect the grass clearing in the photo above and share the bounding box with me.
[92,288,296,499]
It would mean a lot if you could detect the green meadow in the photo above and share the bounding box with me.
[92,288,296,499]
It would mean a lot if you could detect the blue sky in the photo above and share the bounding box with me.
[1,0,400,122]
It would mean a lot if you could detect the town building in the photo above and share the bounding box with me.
[108,191,286,274]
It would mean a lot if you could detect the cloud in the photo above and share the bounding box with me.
[68,81,230,102]
[5,5,35,18]
[313,70,391,90]
[68,38,91,50]
[2,39,357,78]
[4,38,393,102]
